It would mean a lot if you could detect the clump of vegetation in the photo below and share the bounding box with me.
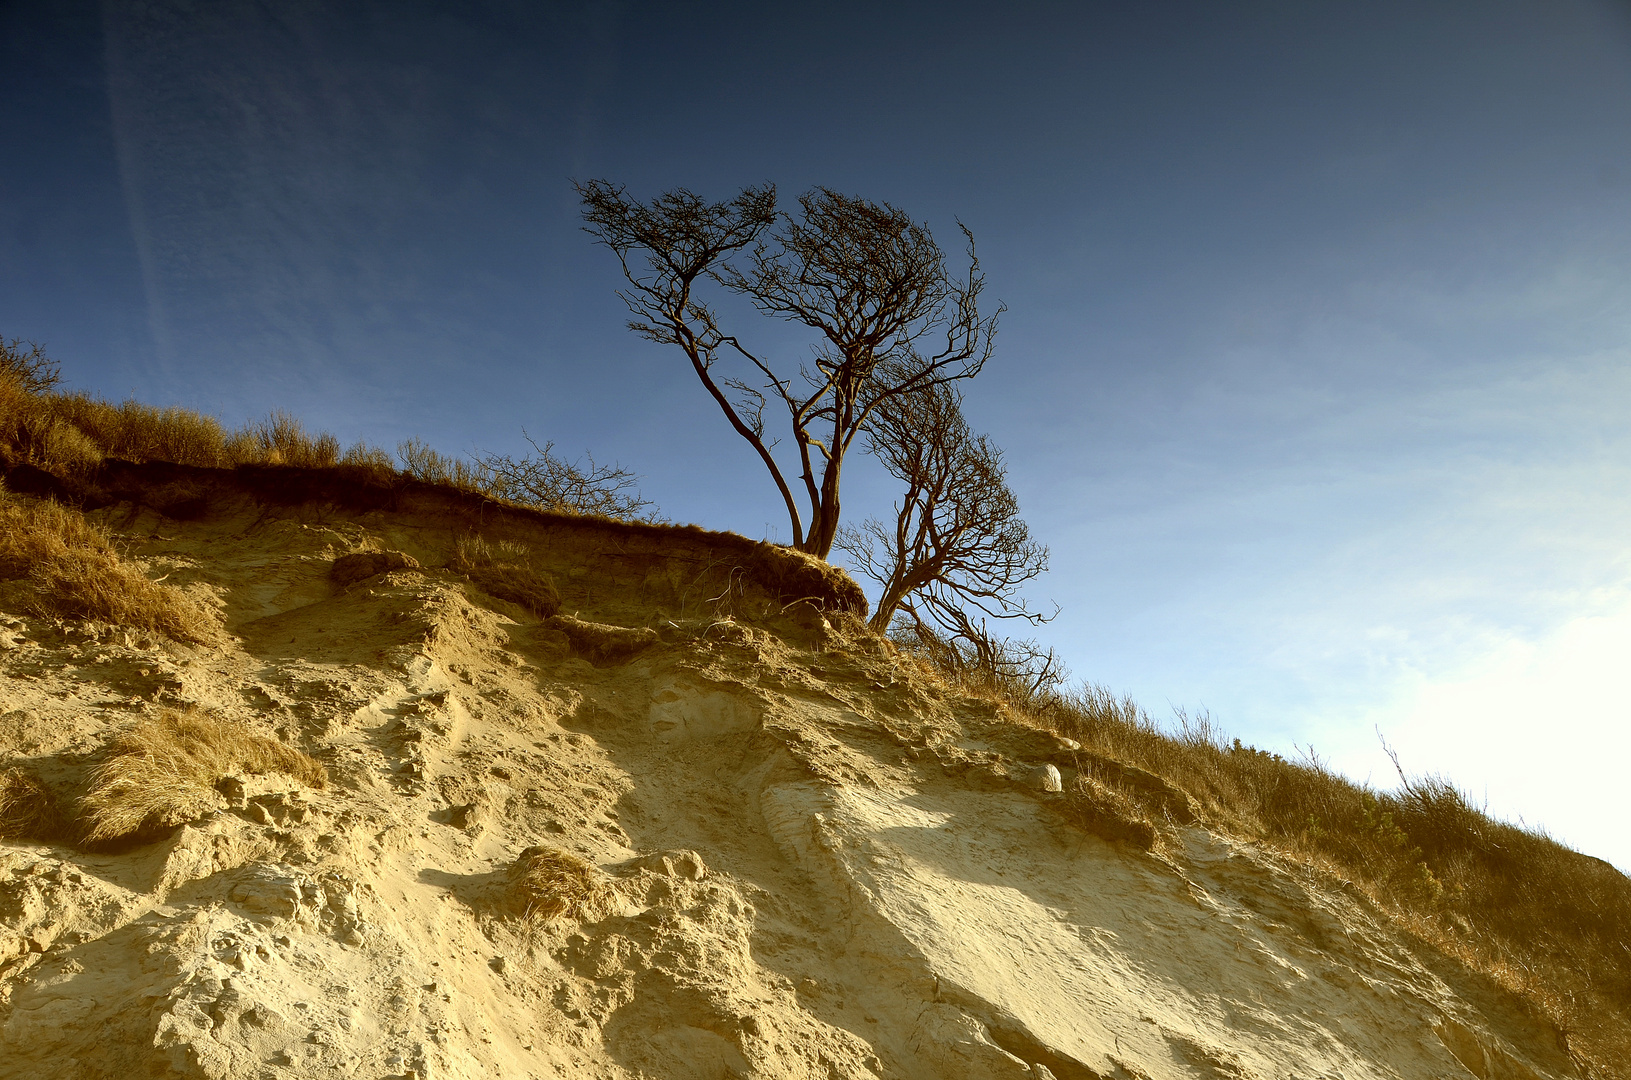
[911,655,1631,1074]
[1061,774,1158,850]
[0,768,65,842]
[505,845,604,920]
[78,707,326,844]
[400,435,656,520]
[0,335,654,522]
[1,336,60,394]
[0,372,375,475]
[545,613,659,665]
[0,490,215,641]
[451,535,561,617]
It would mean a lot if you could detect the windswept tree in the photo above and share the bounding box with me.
[577,181,1000,559]
[836,378,1056,687]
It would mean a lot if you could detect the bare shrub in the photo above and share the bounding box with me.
[0,336,60,394]
[78,707,326,844]
[477,432,655,520]
[0,768,64,841]
[505,846,604,920]
[0,492,214,641]
[890,620,1067,700]
[397,437,490,490]
[338,440,397,484]
[839,379,1049,643]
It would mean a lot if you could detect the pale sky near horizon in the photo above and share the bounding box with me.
[4,1,1630,869]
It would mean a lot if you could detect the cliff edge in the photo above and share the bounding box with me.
[0,468,1583,1079]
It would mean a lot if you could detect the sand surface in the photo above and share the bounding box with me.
[0,490,1576,1079]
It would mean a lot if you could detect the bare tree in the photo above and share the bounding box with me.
[836,378,1057,687]
[577,182,1000,559]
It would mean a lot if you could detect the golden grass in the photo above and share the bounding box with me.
[938,672,1631,1076]
[0,371,384,474]
[78,707,326,844]
[451,535,562,617]
[505,845,604,920]
[0,490,215,641]
[1060,774,1158,850]
[0,768,64,841]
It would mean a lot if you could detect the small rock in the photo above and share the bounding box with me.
[215,776,246,806]
[1021,764,1063,793]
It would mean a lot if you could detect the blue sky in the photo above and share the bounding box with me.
[4,1,1631,868]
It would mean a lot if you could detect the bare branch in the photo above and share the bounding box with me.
[579,181,1003,560]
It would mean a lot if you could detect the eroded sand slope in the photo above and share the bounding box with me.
[0,486,1576,1079]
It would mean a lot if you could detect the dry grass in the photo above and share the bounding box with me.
[0,490,215,641]
[0,768,64,841]
[451,535,562,617]
[545,613,659,665]
[78,707,326,844]
[505,845,605,920]
[0,370,386,474]
[927,669,1631,1075]
[1060,774,1158,850]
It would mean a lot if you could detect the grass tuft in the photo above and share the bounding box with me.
[451,535,562,617]
[0,490,215,641]
[78,707,326,844]
[1061,775,1158,850]
[0,768,65,841]
[505,845,604,920]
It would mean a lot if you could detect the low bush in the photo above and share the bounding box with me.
[78,707,326,844]
[0,490,215,641]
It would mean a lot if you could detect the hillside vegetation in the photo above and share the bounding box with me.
[0,359,1625,1077]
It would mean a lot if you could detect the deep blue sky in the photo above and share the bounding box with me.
[5,0,1631,867]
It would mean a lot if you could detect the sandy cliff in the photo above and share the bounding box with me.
[0,470,1579,1079]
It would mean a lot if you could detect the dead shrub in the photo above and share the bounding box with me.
[451,535,562,617]
[1,337,60,394]
[0,491,215,641]
[78,707,326,844]
[0,768,65,841]
[505,846,604,920]
[399,438,492,492]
